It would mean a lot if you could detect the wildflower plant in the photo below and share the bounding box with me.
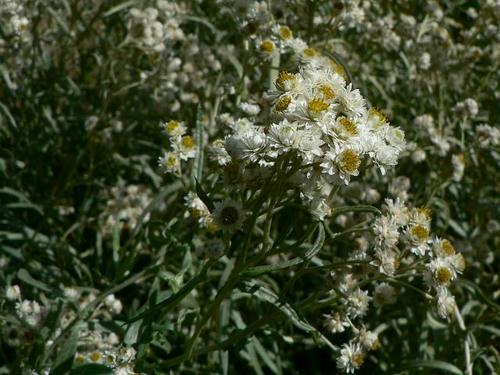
[0,0,498,374]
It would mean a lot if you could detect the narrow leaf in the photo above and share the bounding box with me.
[403,360,463,374]
[241,224,324,277]
[331,205,380,216]
[190,106,205,188]
[52,326,80,375]
[17,268,53,293]
[195,179,214,211]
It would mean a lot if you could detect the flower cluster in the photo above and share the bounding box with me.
[127,2,185,53]
[0,0,497,373]
[75,346,140,375]
[158,120,197,174]
[0,0,29,39]
[100,183,155,237]
[373,199,466,318]
[222,37,405,220]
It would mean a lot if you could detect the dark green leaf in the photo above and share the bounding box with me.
[402,360,463,374]
[241,223,324,277]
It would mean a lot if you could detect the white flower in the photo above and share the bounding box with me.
[119,346,137,363]
[339,84,366,118]
[414,114,434,129]
[382,198,409,226]
[451,154,465,182]
[210,139,231,166]
[307,197,332,221]
[409,207,432,228]
[4,325,22,347]
[64,287,79,301]
[428,128,450,156]
[184,192,210,220]
[336,342,365,373]
[240,102,261,116]
[104,294,123,314]
[337,148,361,180]
[16,300,44,327]
[372,249,399,276]
[463,98,478,117]
[425,258,456,287]
[373,215,400,249]
[173,135,197,160]
[405,224,431,256]
[432,238,466,274]
[365,188,381,203]
[433,238,455,257]
[323,312,349,333]
[238,128,268,162]
[158,151,181,173]
[197,238,225,259]
[345,288,371,319]
[419,52,431,70]
[435,287,456,319]
[212,199,245,232]
[162,120,186,137]
[6,285,21,301]
[411,149,426,163]
[476,124,499,147]
[295,127,324,162]
[356,328,379,351]
[373,282,397,307]
[267,119,299,152]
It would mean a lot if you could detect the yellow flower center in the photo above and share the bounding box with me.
[75,355,85,364]
[307,98,329,113]
[318,85,335,100]
[260,40,275,53]
[190,207,202,218]
[166,120,180,132]
[207,220,218,233]
[441,240,455,256]
[369,107,387,125]
[165,155,178,168]
[353,353,364,368]
[338,117,358,136]
[411,225,429,241]
[90,351,101,362]
[303,47,318,57]
[275,96,292,112]
[436,267,452,284]
[417,207,432,220]
[181,136,196,149]
[340,149,360,173]
[276,71,296,91]
[279,26,292,39]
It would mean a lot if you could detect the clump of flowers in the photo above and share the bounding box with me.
[221,37,405,220]
[126,2,185,53]
[100,183,155,237]
[158,120,197,175]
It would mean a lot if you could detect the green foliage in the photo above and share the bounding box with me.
[0,0,498,374]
